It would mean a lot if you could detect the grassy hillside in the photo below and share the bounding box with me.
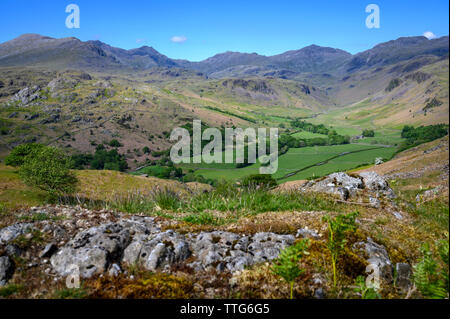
[0,164,203,209]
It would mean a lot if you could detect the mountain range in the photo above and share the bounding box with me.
[0,33,448,79]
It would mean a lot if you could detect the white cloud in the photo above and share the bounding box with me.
[136,39,146,44]
[171,35,187,43]
[423,31,437,40]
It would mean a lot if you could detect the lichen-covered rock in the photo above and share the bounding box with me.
[51,246,109,278]
[188,231,294,272]
[51,222,132,278]
[123,230,191,271]
[360,172,395,198]
[44,213,303,278]
[369,196,381,208]
[301,172,363,199]
[353,238,393,283]
[47,77,79,93]
[10,86,40,105]
[0,223,33,245]
[300,171,396,201]
[250,232,295,263]
[296,227,320,239]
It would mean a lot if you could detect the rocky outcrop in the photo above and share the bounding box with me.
[0,204,416,298]
[359,172,395,199]
[10,86,40,105]
[47,77,79,93]
[0,223,33,245]
[300,171,395,201]
[49,216,295,278]
[187,231,294,273]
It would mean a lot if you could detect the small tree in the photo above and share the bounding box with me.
[271,239,309,299]
[5,143,45,167]
[322,211,359,287]
[19,146,78,198]
[362,129,375,137]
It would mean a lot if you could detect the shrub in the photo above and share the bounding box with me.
[152,188,181,210]
[108,139,122,147]
[0,284,23,298]
[362,129,375,137]
[5,143,45,167]
[19,146,78,197]
[385,78,402,92]
[90,148,128,171]
[271,239,309,299]
[241,174,277,189]
[70,153,94,169]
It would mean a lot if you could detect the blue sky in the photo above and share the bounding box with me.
[0,0,448,61]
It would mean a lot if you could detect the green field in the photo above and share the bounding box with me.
[184,143,397,182]
[352,130,404,146]
[290,131,328,139]
[278,146,397,182]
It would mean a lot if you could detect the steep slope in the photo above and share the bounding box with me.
[346,36,449,73]
[0,34,179,72]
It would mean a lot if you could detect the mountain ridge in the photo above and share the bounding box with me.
[1,33,448,77]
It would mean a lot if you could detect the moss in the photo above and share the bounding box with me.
[0,284,23,298]
[53,288,89,299]
[337,249,368,279]
[10,229,45,249]
[232,263,312,299]
[89,273,194,299]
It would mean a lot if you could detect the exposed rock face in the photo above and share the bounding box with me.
[300,172,363,200]
[122,229,190,272]
[296,227,320,239]
[187,231,295,273]
[47,216,295,278]
[300,171,395,201]
[360,172,395,199]
[0,223,33,245]
[10,86,40,105]
[47,77,79,93]
[353,238,393,283]
[416,186,443,202]
[50,221,135,278]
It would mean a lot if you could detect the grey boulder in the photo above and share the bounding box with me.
[354,238,393,283]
